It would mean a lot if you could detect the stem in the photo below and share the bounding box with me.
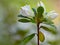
[37,23,40,45]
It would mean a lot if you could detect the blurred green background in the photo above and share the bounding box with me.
[0,0,60,45]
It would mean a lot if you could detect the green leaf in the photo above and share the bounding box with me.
[39,31,45,42]
[14,30,29,45]
[18,15,31,19]
[20,33,35,45]
[40,24,57,34]
[43,18,54,24]
[18,15,36,23]
[18,19,31,23]
[37,6,44,17]
[32,8,37,15]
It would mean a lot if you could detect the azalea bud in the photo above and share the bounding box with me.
[37,1,46,13]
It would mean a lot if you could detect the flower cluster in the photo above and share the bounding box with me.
[19,1,58,20]
[18,1,58,44]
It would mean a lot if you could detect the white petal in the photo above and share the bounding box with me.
[21,5,30,11]
[46,10,58,19]
[37,1,44,7]
[40,1,45,7]
[37,2,40,6]
[20,5,34,17]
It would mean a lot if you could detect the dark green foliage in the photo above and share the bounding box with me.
[40,24,57,34]
[20,33,35,45]
[32,8,37,15]
[37,6,44,17]
[18,15,31,19]
[43,18,54,24]
[18,19,31,23]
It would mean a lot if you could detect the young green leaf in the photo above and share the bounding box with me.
[18,14,31,19]
[32,8,37,15]
[31,19,36,23]
[18,19,31,23]
[40,24,57,34]
[18,15,36,23]
[39,31,45,42]
[37,6,44,17]
[20,33,35,45]
[43,18,54,24]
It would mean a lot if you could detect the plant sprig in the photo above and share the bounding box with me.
[18,1,58,45]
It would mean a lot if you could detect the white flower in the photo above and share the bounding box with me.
[20,5,34,17]
[37,1,46,13]
[37,1,58,20]
[46,10,58,20]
